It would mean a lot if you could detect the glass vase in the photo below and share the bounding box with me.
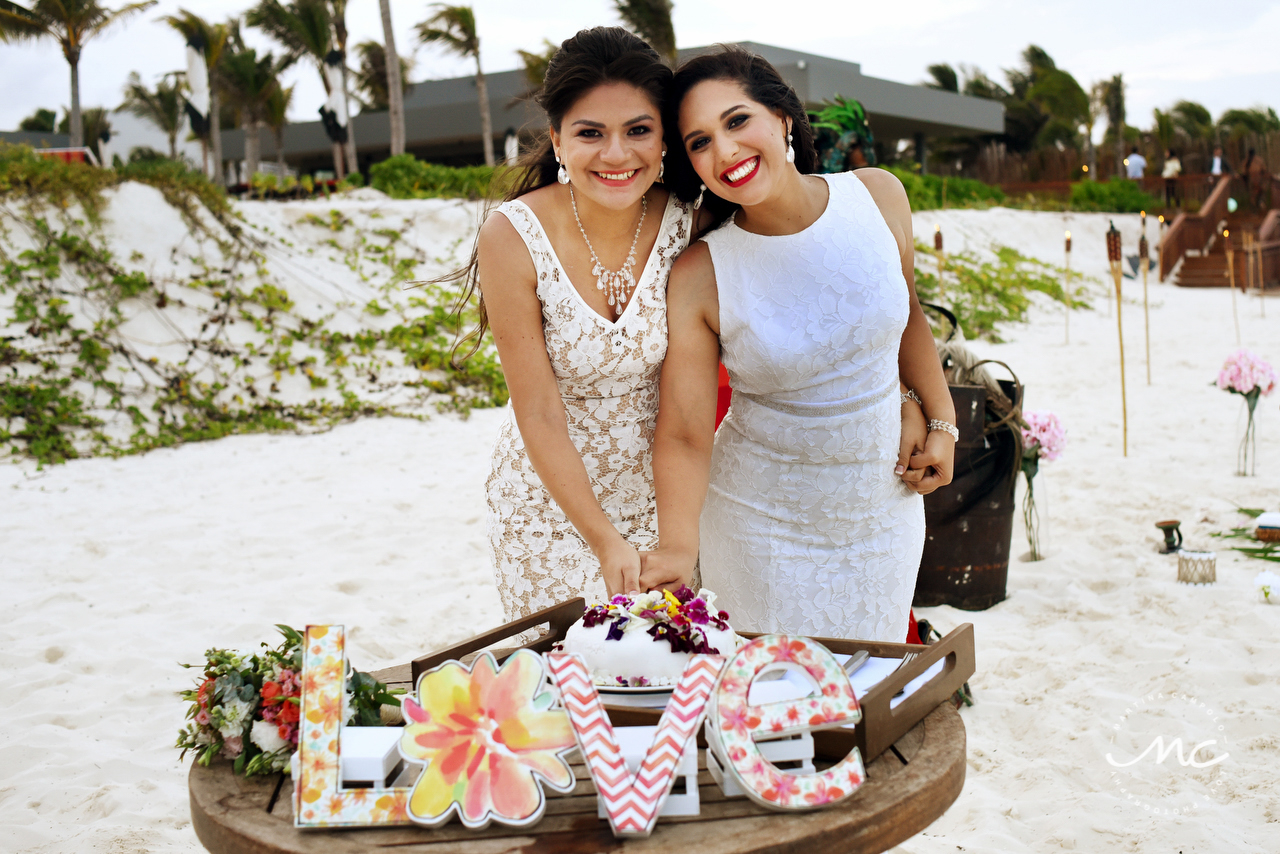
[1237,389,1260,477]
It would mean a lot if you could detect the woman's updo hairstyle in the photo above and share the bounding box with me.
[450,26,672,360]
[664,45,818,231]
[509,26,673,198]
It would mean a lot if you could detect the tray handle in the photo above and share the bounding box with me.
[410,597,585,685]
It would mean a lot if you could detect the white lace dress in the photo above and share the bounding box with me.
[486,194,693,620]
[699,172,925,642]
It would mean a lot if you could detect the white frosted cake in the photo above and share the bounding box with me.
[561,587,738,687]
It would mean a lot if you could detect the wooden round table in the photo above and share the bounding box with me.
[189,702,964,854]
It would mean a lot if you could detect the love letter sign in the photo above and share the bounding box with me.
[295,625,413,827]
[548,652,723,837]
[708,635,865,810]
[399,649,578,830]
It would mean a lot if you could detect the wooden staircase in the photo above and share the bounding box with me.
[1173,212,1265,288]
[1162,175,1280,290]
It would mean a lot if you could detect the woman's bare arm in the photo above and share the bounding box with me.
[640,242,721,591]
[856,168,956,494]
[478,213,641,594]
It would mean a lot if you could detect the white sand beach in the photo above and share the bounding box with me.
[2,188,1277,852]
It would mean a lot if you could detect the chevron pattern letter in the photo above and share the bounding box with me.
[547,653,724,837]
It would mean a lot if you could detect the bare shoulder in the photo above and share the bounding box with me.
[851,167,913,250]
[477,206,535,289]
[670,240,715,286]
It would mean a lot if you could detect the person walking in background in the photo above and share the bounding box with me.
[1243,149,1269,208]
[1209,145,1230,183]
[1125,146,1146,180]
[1162,149,1182,208]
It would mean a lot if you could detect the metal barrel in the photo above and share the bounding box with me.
[912,384,1021,611]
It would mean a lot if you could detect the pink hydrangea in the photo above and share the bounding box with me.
[1217,349,1276,396]
[1022,411,1066,461]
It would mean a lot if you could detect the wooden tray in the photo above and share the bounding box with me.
[403,599,975,763]
[190,702,966,854]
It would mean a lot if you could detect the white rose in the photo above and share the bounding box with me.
[250,719,289,754]
[217,697,254,741]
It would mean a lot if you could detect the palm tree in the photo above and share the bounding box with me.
[220,46,284,180]
[614,0,675,66]
[159,9,230,179]
[324,0,357,174]
[352,40,410,111]
[246,0,347,177]
[0,0,156,148]
[265,83,294,176]
[1171,100,1214,143]
[121,71,185,158]
[418,4,493,167]
[1100,74,1125,176]
[924,63,958,93]
[376,0,404,156]
[516,40,557,92]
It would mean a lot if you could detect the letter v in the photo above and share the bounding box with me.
[547,653,724,838]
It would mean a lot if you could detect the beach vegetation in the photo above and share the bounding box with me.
[369,153,512,199]
[914,243,1090,343]
[0,144,506,467]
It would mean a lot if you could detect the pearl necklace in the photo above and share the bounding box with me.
[569,185,647,317]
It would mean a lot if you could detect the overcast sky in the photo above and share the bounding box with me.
[3,0,1276,136]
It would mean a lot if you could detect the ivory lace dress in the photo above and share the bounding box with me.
[486,193,693,620]
[699,172,925,642]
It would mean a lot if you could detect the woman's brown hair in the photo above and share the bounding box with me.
[447,26,672,361]
[663,45,818,233]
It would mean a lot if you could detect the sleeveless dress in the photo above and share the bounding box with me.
[486,193,693,620]
[698,172,925,642]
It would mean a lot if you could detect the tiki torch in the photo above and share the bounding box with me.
[1107,220,1128,457]
[1140,211,1151,385]
[934,225,945,299]
[1225,228,1240,346]
[1064,230,1072,344]
[1157,214,1165,283]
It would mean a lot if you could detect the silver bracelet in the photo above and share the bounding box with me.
[928,419,960,441]
[900,388,922,405]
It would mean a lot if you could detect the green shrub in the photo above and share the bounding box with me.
[882,166,1006,211]
[1068,178,1157,213]
[369,154,515,200]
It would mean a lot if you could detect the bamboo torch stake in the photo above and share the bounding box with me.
[1064,230,1072,344]
[1157,214,1165,283]
[934,225,945,300]
[1225,228,1240,346]
[1107,221,1128,457]
[1140,211,1151,385]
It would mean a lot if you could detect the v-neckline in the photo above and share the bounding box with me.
[509,192,675,328]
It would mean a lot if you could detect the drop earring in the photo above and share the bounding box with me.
[556,152,569,185]
[694,182,706,210]
[785,132,795,164]
[658,149,666,181]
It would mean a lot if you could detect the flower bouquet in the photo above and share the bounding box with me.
[176,624,399,777]
[1020,411,1066,561]
[1216,349,1275,476]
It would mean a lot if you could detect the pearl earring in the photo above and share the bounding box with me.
[555,152,569,185]
[785,133,795,164]
[694,183,706,210]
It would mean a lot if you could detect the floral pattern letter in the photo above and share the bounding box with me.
[709,635,865,810]
[399,649,577,829]
[294,625,412,827]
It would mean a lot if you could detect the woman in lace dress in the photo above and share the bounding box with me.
[642,47,957,642]
[464,29,693,620]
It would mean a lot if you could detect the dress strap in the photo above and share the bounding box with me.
[492,200,561,284]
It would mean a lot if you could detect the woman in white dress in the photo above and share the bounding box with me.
[642,47,957,642]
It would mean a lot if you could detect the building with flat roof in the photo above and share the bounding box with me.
[219,41,1004,178]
